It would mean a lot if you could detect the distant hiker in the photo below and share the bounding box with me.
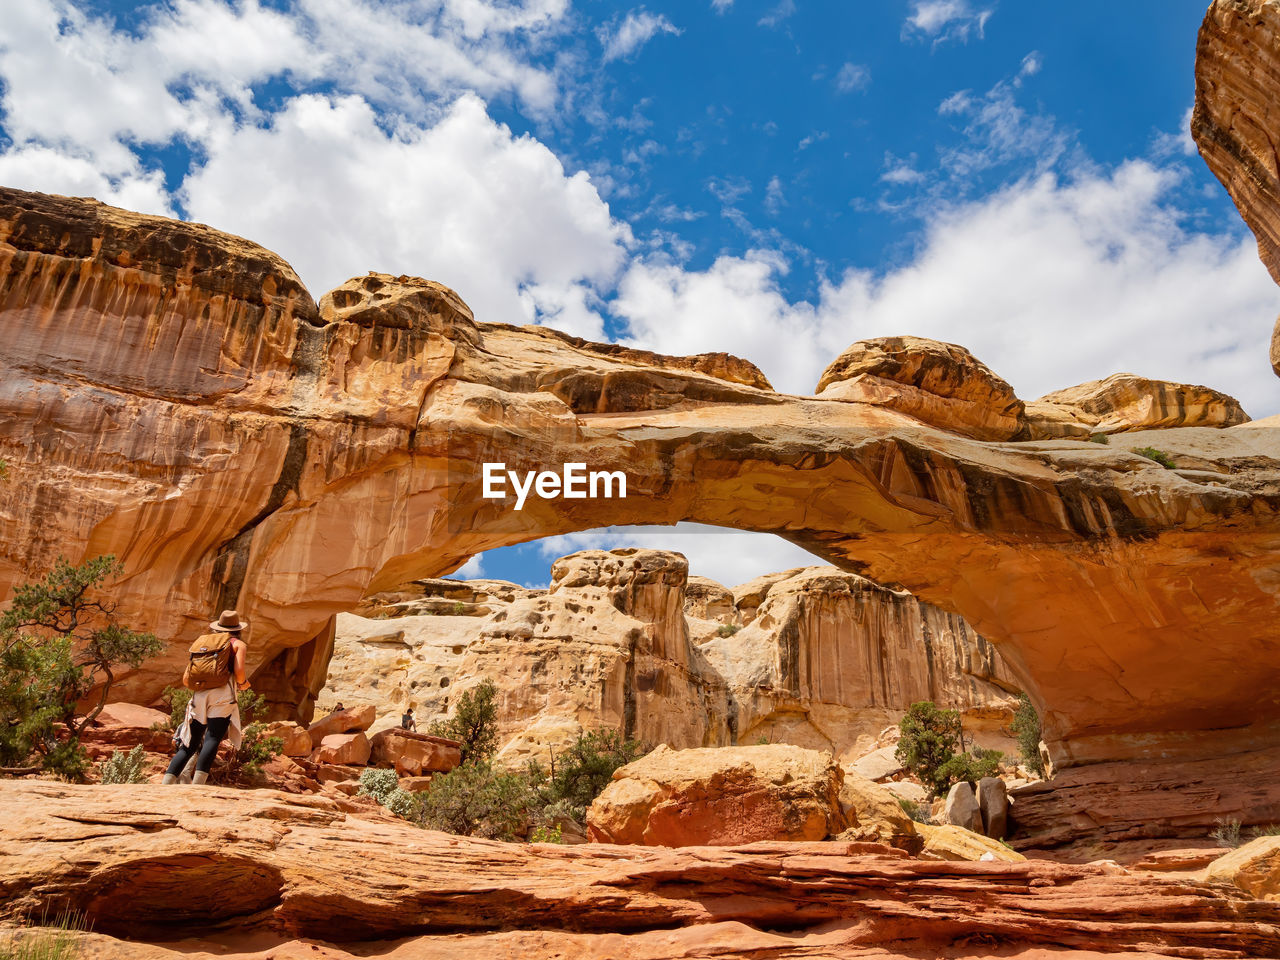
[401,707,416,732]
[334,702,345,713]
[163,610,250,786]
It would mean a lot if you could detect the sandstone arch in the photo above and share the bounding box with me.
[2,187,1280,846]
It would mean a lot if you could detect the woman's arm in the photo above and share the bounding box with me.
[232,638,250,691]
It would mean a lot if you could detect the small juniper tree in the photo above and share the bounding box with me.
[429,679,499,765]
[0,556,162,778]
[895,700,963,798]
[1010,693,1046,777]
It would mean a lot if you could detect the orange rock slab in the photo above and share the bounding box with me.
[1,781,1277,958]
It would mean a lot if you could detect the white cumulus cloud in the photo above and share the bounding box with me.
[181,92,631,337]
[614,162,1280,417]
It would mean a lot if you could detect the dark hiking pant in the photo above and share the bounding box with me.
[166,714,232,776]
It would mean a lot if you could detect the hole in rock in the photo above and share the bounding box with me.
[311,525,1024,772]
[79,855,284,939]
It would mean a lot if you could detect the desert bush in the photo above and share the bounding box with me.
[358,767,399,803]
[1010,693,1045,777]
[897,797,934,825]
[533,728,647,825]
[1212,817,1243,848]
[716,623,741,637]
[1210,818,1280,847]
[937,747,1003,787]
[0,555,163,779]
[428,680,498,764]
[529,822,564,844]
[1088,433,1109,444]
[1133,446,1176,469]
[383,787,420,819]
[162,685,193,730]
[414,760,534,840]
[99,744,148,784]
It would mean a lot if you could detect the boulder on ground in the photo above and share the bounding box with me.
[312,762,366,785]
[944,781,983,834]
[369,728,461,775]
[916,823,1026,862]
[851,746,903,782]
[82,703,173,752]
[836,769,922,853]
[1205,836,1280,900]
[308,704,377,741]
[261,721,312,758]
[883,781,927,805]
[977,776,1009,839]
[312,732,371,766]
[586,744,847,846]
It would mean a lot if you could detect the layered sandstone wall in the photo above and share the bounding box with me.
[324,549,1021,764]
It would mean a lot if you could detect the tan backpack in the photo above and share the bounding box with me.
[183,633,234,691]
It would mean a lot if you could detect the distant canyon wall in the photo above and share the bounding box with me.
[323,549,1019,764]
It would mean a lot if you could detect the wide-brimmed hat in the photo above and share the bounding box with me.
[210,609,249,633]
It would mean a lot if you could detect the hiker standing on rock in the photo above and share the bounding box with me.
[162,610,251,786]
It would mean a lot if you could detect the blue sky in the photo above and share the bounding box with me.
[2,0,1276,587]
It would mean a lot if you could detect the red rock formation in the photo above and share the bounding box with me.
[587,744,848,845]
[2,781,1277,958]
[2,188,1280,844]
[1194,0,1280,375]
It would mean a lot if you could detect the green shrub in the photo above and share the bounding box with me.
[716,623,740,637]
[937,747,1003,787]
[358,767,399,803]
[450,602,466,615]
[1212,817,1243,848]
[897,797,934,825]
[414,760,534,840]
[1010,693,1045,777]
[534,728,646,825]
[428,680,499,765]
[0,555,163,780]
[1088,433,1109,444]
[162,685,193,730]
[99,744,148,784]
[1133,446,1175,469]
[529,822,564,844]
[895,701,963,798]
[383,787,420,819]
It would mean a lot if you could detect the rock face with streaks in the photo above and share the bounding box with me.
[2,187,1280,846]
[322,550,1019,764]
[2,781,1278,958]
[1031,374,1251,436]
[1194,0,1280,375]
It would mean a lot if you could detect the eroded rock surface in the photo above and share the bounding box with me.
[1194,0,1280,375]
[324,550,1019,763]
[586,744,847,845]
[2,188,1279,842]
[4,781,1277,958]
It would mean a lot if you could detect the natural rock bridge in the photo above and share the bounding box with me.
[2,180,1279,849]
